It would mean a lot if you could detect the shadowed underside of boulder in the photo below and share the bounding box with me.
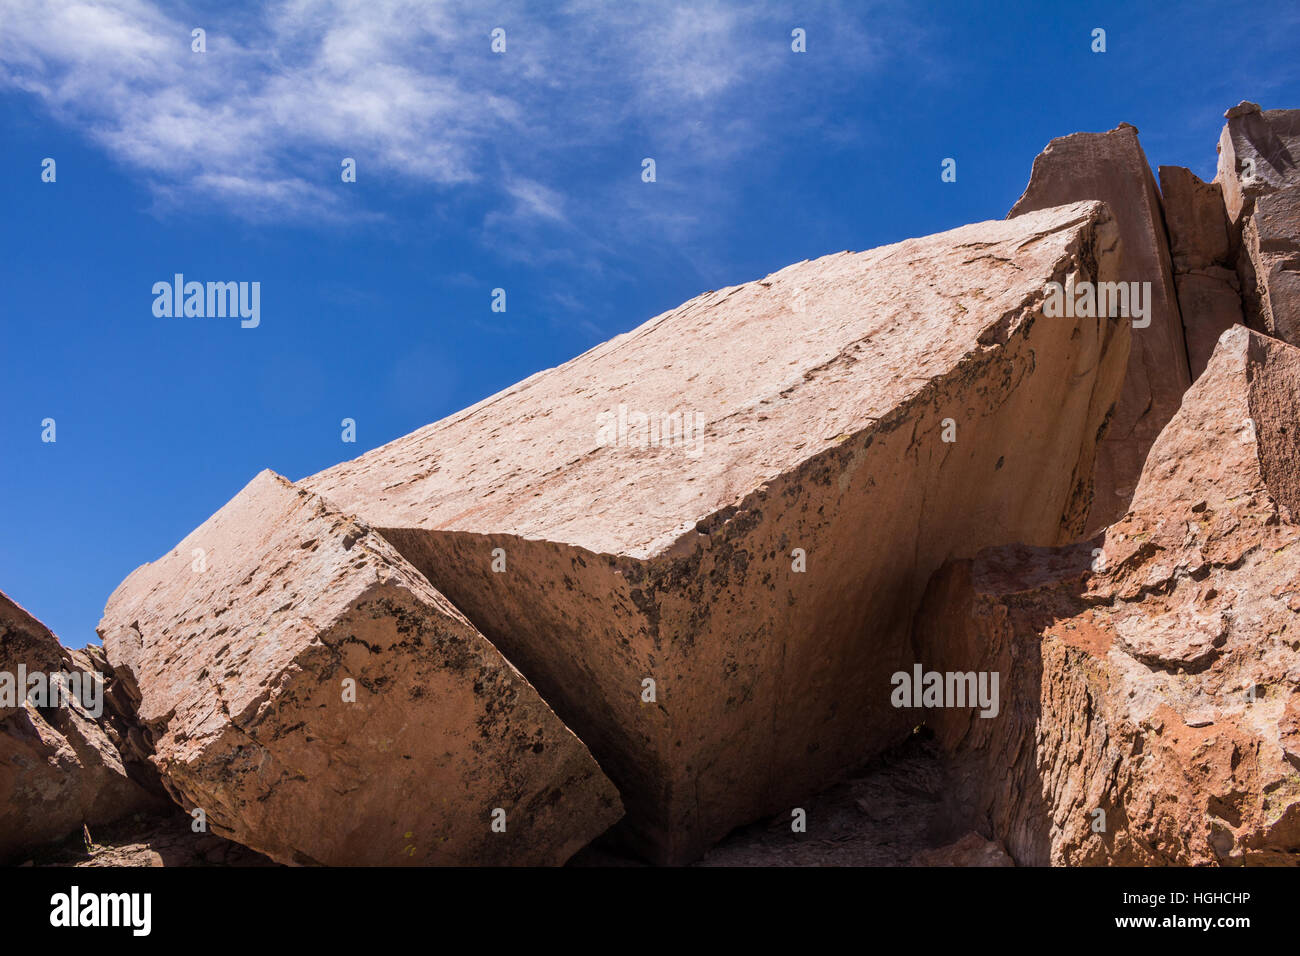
[306,200,1132,863]
[915,325,1300,865]
[97,471,621,866]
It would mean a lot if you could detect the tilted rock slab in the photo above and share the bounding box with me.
[914,325,1300,865]
[305,200,1131,863]
[1215,103,1300,347]
[1,591,166,862]
[1009,124,1190,532]
[98,471,622,866]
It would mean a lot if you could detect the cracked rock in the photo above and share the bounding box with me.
[305,201,1131,863]
[915,325,1300,865]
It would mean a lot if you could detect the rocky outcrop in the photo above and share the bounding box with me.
[1008,124,1190,531]
[50,100,1300,869]
[1215,102,1300,227]
[1240,183,1300,345]
[1215,103,1300,347]
[305,200,1131,863]
[1158,165,1245,379]
[1,591,166,863]
[913,325,1300,865]
[97,471,622,866]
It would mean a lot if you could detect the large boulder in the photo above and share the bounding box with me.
[1008,124,1190,530]
[914,325,1300,865]
[305,200,1131,863]
[97,471,622,866]
[1,591,166,862]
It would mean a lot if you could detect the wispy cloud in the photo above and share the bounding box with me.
[0,0,913,239]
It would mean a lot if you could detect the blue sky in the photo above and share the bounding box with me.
[2,0,1299,648]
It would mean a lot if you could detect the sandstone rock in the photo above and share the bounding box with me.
[1174,271,1244,379]
[1009,126,1190,531]
[914,325,1300,865]
[1240,183,1300,344]
[1159,166,1233,272]
[1213,106,1300,348]
[1158,166,1245,380]
[1215,104,1300,227]
[910,832,1014,867]
[98,470,622,866]
[1225,100,1261,121]
[1,591,166,863]
[305,200,1131,863]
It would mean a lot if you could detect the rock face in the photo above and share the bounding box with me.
[1158,165,1244,379]
[97,471,621,866]
[1008,125,1190,531]
[305,200,1131,863]
[914,326,1300,865]
[1215,103,1300,347]
[1161,165,1235,272]
[1215,102,1300,227]
[1,591,166,863]
[1240,184,1300,345]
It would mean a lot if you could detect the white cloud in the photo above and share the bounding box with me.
[0,0,906,231]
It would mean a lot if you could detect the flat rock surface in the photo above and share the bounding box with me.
[307,201,1126,559]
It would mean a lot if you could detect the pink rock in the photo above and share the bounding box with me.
[1159,166,1233,272]
[915,326,1300,865]
[1009,125,1190,531]
[0,591,166,862]
[1240,183,1300,345]
[1214,105,1300,227]
[98,471,622,866]
[1174,271,1244,379]
[305,201,1131,863]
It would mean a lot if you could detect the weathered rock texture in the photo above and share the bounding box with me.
[1240,183,1300,345]
[305,200,1132,863]
[914,326,1300,865]
[1158,165,1244,379]
[97,471,621,866]
[1215,103,1300,347]
[1215,102,1300,227]
[1,591,166,863]
[1009,125,1190,531]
